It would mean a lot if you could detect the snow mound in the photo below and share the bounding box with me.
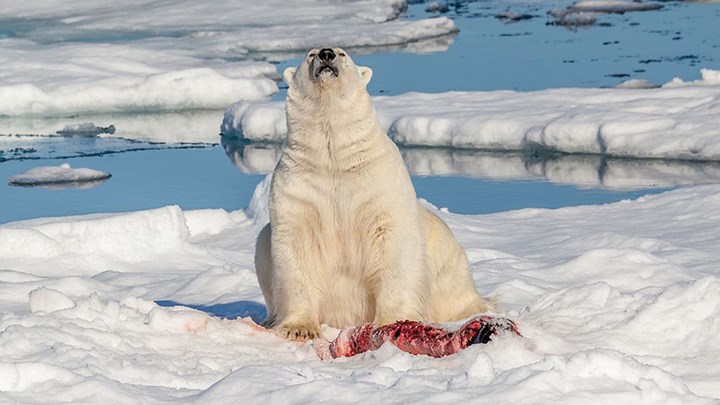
[8,163,111,187]
[0,205,198,275]
[29,287,75,313]
[223,69,720,161]
[613,78,659,89]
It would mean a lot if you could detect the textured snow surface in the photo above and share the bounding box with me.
[0,0,457,117]
[223,69,720,160]
[8,163,111,186]
[0,39,279,117]
[549,0,664,26]
[1,178,719,402]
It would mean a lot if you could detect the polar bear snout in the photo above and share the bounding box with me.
[318,48,336,62]
[311,47,342,79]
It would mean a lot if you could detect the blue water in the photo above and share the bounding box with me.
[272,1,720,98]
[0,147,264,223]
[0,146,664,223]
[1,1,720,224]
[412,175,655,215]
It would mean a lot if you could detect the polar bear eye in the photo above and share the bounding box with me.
[339,52,346,57]
[308,53,316,58]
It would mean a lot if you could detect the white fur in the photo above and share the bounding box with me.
[255,47,494,340]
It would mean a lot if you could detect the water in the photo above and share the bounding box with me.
[0,145,672,224]
[0,147,264,223]
[2,1,720,224]
[272,1,720,98]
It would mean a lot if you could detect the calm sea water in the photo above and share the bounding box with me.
[1,1,719,224]
[0,146,666,223]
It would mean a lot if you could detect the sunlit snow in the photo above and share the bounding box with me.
[0,0,456,118]
[8,163,111,187]
[224,69,720,160]
[1,179,719,402]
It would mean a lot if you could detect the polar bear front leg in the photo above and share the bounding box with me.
[370,224,428,325]
[269,227,322,341]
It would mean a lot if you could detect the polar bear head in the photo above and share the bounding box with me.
[283,47,373,101]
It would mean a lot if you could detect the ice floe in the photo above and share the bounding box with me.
[549,0,663,27]
[8,163,111,187]
[0,0,457,118]
[223,69,720,161]
[0,39,279,117]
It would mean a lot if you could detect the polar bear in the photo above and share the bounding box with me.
[255,47,495,340]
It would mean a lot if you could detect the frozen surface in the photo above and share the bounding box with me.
[1,179,719,402]
[549,0,663,26]
[8,163,111,187]
[0,110,227,146]
[0,39,278,117]
[224,69,720,160]
[0,0,457,118]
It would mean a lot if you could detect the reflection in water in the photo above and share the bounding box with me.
[8,178,110,190]
[221,137,720,190]
[222,139,282,174]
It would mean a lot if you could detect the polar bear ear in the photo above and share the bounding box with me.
[283,67,297,87]
[358,66,373,86]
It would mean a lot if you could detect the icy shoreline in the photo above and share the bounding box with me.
[223,69,720,161]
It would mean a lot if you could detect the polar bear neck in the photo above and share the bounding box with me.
[283,89,389,171]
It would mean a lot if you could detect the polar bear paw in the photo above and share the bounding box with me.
[279,322,320,341]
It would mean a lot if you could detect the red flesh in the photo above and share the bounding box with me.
[316,315,520,359]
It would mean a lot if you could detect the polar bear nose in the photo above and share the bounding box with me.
[318,48,336,62]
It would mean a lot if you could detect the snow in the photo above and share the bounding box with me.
[1,178,720,402]
[0,0,457,118]
[613,79,660,89]
[568,0,663,13]
[0,0,455,59]
[223,69,720,161]
[1,111,228,146]
[0,39,279,117]
[8,163,112,187]
[549,0,663,26]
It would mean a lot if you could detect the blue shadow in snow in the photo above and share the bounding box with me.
[155,300,267,324]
